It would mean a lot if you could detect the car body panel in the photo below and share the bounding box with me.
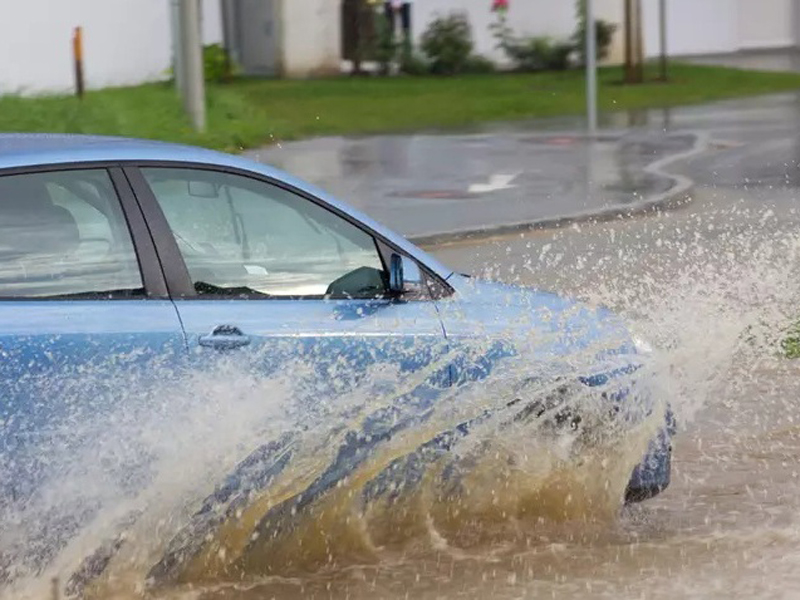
[0,300,186,573]
[173,298,451,391]
[0,133,673,589]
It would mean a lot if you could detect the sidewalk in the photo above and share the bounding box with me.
[684,48,800,73]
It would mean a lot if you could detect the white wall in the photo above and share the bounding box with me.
[642,0,794,58]
[642,0,737,57]
[738,0,793,49]
[412,0,577,64]
[281,0,341,77]
[0,0,222,96]
[200,0,224,45]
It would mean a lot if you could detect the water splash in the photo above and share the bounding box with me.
[9,201,800,599]
[0,322,661,600]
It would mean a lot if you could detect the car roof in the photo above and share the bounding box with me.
[0,133,455,281]
[0,133,256,171]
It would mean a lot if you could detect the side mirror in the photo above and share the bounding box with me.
[389,253,423,296]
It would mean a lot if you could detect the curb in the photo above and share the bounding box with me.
[409,132,708,247]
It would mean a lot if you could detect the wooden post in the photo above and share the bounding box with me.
[624,0,634,83]
[623,0,644,84]
[634,0,644,82]
[72,27,84,98]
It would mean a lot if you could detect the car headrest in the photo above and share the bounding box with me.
[0,177,81,258]
[0,176,56,213]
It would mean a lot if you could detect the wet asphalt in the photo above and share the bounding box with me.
[245,92,800,242]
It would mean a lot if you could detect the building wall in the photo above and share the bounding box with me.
[641,0,736,56]
[281,0,342,77]
[641,0,794,57]
[0,0,222,96]
[737,0,793,49]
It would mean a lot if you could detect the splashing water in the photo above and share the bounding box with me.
[5,197,800,599]
[1,318,662,599]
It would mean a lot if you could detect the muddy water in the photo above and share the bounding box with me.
[157,188,800,600]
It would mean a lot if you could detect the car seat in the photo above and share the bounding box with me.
[0,176,81,289]
[0,176,80,259]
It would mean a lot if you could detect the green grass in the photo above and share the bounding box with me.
[3,63,800,153]
[782,325,800,358]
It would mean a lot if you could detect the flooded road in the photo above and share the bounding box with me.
[138,186,800,600]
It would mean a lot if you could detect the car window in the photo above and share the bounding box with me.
[141,168,388,299]
[0,170,144,299]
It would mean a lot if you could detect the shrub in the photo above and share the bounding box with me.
[373,13,399,76]
[203,43,236,83]
[548,40,575,70]
[420,12,474,75]
[505,36,575,72]
[400,52,430,75]
[490,9,573,72]
[490,0,614,71]
[573,0,617,64]
[572,19,617,65]
[166,44,238,84]
[463,54,496,74]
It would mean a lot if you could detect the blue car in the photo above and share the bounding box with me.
[0,134,673,589]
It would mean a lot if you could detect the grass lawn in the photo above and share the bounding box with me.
[2,63,800,153]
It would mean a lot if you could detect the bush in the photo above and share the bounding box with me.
[400,52,430,75]
[203,44,236,83]
[373,12,398,76]
[489,10,573,72]
[572,19,617,65]
[166,44,238,84]
[490,0,614,71]
[420,12,474,75]
[463,54,496,74]
[505,37,574,72]
[547,41,575,71]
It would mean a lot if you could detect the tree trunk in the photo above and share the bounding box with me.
[624,0,644,84]
[634,0,644,81]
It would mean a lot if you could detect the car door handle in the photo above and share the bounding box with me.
[198,325,252,350]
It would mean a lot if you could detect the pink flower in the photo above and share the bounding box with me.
[492,0,509,11]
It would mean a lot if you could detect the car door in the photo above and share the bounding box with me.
[124,165,452,536]
[129,164,451,393]
[0,166,187,577]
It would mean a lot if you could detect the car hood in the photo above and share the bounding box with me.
[438,275,639,368]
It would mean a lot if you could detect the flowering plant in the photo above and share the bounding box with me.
[489,0,512,52]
